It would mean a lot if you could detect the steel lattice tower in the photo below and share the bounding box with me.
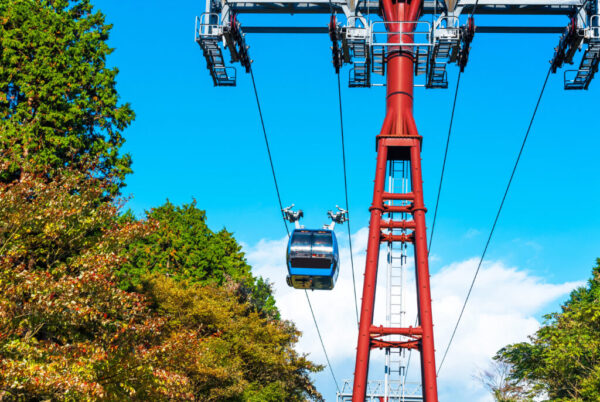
[352,3,437,397]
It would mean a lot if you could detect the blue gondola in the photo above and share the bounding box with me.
[282,205,347,290]
[286,229,340,290]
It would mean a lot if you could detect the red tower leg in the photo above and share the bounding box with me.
[352,0,438,400]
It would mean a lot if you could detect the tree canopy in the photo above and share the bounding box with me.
[144,276,322,401]
[0,166,323,400]
[118,200,279,318]
[0,1,322,399]
[0,0,134,191]
[495,259,600,401]
[0,167,165,399]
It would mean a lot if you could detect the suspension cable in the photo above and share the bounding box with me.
[470,0,482,18]
[411,2,467,383]
[250,68,290,236]
[305,289,341,392]
[249,66,340,390]
[437,66,552,376]
[429,0,479,253]
[336,72,360,327]
[428,70,462,253]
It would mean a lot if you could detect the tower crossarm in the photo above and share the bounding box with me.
[200,0,598,88]
[208,0,584,16]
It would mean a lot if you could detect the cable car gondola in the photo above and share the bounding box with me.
[282,205,347,290]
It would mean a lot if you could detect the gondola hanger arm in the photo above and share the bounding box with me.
[326,205,348,230]
[282,204,304,229]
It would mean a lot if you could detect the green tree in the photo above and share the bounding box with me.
[0,166,167,400]
[0,0,134,191]
[0,1,322,398]
[0,166,322,400]
[143,276,323,401]
[118,200,279,318]
[496,259,600,401]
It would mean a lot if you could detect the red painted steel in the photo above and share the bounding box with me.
[382,192,415,200]
[380,220,417,230]
[369,326,424,336]
[351,0,439,399]
[379,233,414,243]
[353,141,388,400]
[383,205,414,214]
[371,339,421,349]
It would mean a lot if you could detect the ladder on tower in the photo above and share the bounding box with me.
[200,38,237,86]
[344,22,372,87]
[426,38,454,88]
[414,47,429,76]
[350,61,371,87]
[385,160,409,390]
[195,14,237,86]
[373,45,386,76]
[380,159,424,402]
[426,58,449,88]
[425,16,474,88]
[565,39,600,89]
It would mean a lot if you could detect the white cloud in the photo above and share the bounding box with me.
[432,258,581,400]
[244,228,582,401]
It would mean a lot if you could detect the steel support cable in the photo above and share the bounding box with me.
[470,0,482,17]
[249,67,340,391]
[405,0,477,386]
[305,289,341,392]
[408,69,463,387]
[428,70,462,253]
[436,67,553,376]
[336,72,360,327]
[429,0,481,252]
[409,8,467,385]
[428,0,485,252]
[249,68,290,236]
[327,7,359,326]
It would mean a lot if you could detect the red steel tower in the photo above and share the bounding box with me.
[352,0,439,400]
[196,0,599,399]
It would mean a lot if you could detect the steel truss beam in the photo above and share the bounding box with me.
[210,0,583,16]
[337,379,423,402]
[202,0,599,89]
[242,25,566,33]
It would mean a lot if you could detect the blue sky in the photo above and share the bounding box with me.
[94,0,599,399]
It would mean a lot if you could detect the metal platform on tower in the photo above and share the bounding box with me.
[197,0,599,89]
[337,380,423,402]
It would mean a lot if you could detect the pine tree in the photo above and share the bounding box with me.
[0,0,134,193]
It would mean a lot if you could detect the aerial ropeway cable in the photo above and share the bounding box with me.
[437,66,553,376]
[332,42,361,325]
[248,64,341,392]
[428,2,476,253]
